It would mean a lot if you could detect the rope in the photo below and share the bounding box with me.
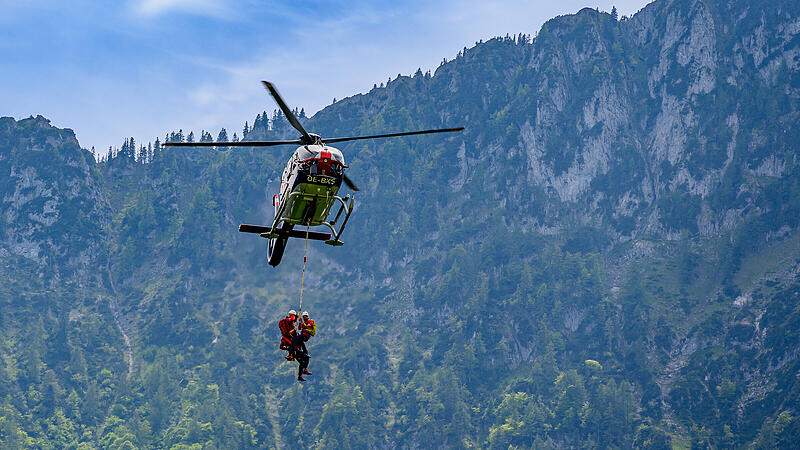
[298,225,310,316]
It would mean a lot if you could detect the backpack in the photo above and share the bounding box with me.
[303,319,317,337]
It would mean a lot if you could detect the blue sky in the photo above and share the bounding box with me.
[1,0,653,153]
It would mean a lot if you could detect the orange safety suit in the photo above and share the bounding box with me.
[278,315,297,350]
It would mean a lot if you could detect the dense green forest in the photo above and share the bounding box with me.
[2,0,800,447]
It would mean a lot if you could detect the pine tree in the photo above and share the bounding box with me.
[217,128,229,151]
[242,121,249,138]
[82,382,99,425]
[119,137,136,160]
[167,130,184,143]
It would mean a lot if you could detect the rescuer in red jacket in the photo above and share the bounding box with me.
[278,310,298,360]
[300,312,316,340]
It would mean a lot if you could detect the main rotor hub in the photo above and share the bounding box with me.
[302,133,323,146]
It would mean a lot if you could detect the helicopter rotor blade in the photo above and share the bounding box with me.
[322,127,464,145]
[162,140,302,147]
[262,81,314,144]
[342,174,360,191]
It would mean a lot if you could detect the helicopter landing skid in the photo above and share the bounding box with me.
[237,194,353,246]
[319,194,354,246]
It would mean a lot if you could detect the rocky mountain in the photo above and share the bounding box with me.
[1,116,109,284]
[1,0,799,447]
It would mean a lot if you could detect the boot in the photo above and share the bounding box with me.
[303,369,312,375]
[297,375,306,382]
[285,354,294,361]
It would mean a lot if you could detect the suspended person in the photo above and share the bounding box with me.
[288,311,315,362]
[294,311,316,381]
[278,310,298,360]
[298,311,318,355]
[289,311,316,357]
[301,311,316,340]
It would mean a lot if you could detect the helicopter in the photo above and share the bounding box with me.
[163,81,463,266]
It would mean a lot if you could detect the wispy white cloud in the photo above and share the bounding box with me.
[131,0,233,18]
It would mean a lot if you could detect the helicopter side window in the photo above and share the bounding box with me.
[309,163,318,175]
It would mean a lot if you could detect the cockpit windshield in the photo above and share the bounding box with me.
[296,146,345,177]
[307,159,343,176]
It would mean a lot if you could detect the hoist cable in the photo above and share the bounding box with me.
[298,225,310,318]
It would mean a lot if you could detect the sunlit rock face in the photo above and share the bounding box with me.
[0,115,109,282]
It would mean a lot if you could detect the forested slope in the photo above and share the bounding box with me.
[2,0,800,447]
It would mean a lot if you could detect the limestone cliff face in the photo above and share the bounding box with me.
[521,0,799,239]
[0,116,109,283]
